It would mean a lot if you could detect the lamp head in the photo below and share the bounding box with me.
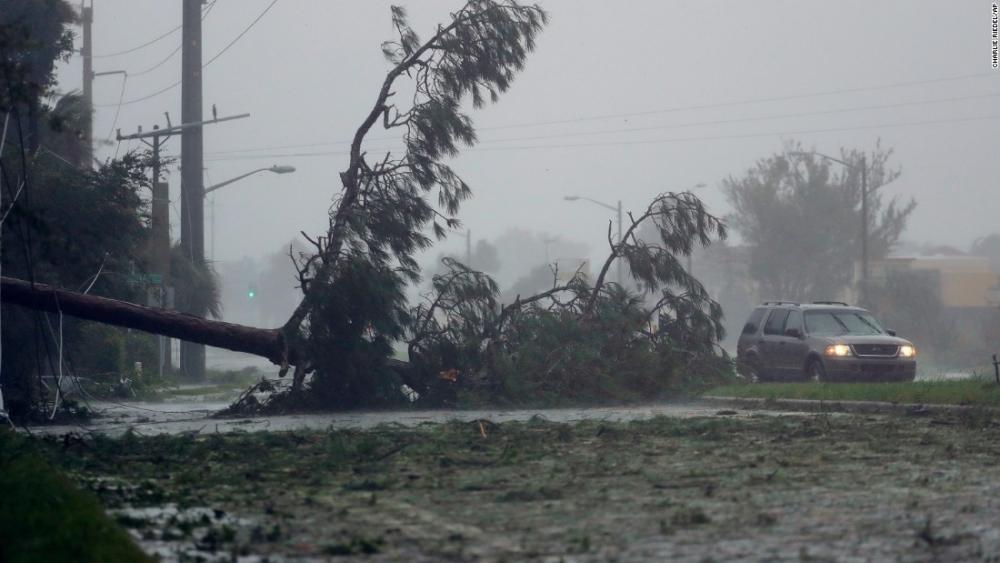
[563,196,579,201]
[270,165,296,174]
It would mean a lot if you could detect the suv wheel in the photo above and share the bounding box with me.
[744,357,763,383]
[805,359,826,383]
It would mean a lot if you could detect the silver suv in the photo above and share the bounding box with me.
[736,302,917,382]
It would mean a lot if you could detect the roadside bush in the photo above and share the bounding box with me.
[0,430,152,563]
[73,323,125,378]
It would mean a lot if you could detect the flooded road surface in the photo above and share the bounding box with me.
[33,399,805,437]
[52,410,1000,561]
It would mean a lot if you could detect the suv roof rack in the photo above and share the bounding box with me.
[812,301,849,306]
[761,301,799,306]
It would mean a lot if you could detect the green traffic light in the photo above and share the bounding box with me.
[248,290,256,299]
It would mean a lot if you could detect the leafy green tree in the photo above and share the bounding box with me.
[278,1,549,397]
[1,0,155,420]
[403,191,731,406]
[1,0,77,153]
[1,149,153,419]
[722,141,915,303]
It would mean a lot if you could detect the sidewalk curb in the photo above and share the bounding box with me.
[701,395,999,417]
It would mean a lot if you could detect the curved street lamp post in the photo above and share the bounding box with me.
[564,184,705,286]
[205,165,296,261]
[563,195,622,285]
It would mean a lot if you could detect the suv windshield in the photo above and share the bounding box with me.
[804,310,884,336]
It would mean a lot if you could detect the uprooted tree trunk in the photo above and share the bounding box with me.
[0,276,294,366]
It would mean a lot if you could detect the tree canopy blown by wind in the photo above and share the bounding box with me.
[722,141,915,303]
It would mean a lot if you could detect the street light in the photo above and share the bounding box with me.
[564,185,707,286]
[205,165,296,261]
[204,164,296,195]
[564,195,623,285]
[789,150,868,304]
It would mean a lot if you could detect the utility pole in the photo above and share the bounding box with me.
[790,151,870,305]
[181,0,206,380]
[466,229,472,265]
[118,111,249,378]
[151,129,172,373]
[541,235,557,263]
[79,3,125,167]
[860,154,868,306]
[112,124,173,372]
[616,199,622,286]
[81,1,93,167]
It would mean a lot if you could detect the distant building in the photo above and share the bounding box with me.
[866,255,1000,308]
[858,255,1000,369]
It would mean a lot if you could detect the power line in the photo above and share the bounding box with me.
[204,90,1000,157]
[93,25,181,59]
[202,111,1000,161]
[456,91,1000,146]
[130,44,182,77]
[203,0,279,67]
[479,71,1000,131]
[96,79,180,108]
[91,0,216,59]
[104,73,128,139]
[93,0,243,108]
[466,113,1000,152]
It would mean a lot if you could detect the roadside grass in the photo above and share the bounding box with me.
[0,430,152,563]
[705,378,1000,406]
[25,411,1000,560]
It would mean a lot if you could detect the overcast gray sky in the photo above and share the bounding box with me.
[59,0,997,273]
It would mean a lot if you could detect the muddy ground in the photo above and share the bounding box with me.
[39,409,1000,561]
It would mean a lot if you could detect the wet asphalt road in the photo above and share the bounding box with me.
[32,400,807,437]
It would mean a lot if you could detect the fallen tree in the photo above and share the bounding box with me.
[2,1,550,413]
[0,276,288,364]
[393,191,731,408]
[2,2,734,415]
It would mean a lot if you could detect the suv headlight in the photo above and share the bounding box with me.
[899,345,916,358]
[824,344,852,357]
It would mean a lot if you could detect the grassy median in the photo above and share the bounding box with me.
[24,412,1000,560]
[706,378,1000,406]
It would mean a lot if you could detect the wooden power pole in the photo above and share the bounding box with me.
[118,110,249,379]
[181,0,206,379]
[81,1,93,167]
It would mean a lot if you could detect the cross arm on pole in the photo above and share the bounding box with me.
[116,112,250,141]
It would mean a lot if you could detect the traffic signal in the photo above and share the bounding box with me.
[248,283,257,299]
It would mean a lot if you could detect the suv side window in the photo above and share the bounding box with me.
[785,311,803,334]
[763,309,790,335]
[742,308,767,335]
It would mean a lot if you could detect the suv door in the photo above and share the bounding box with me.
[737,308,767,355]
[760,309,790,378]
[777,310,810,378]
[737,307,768,379]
